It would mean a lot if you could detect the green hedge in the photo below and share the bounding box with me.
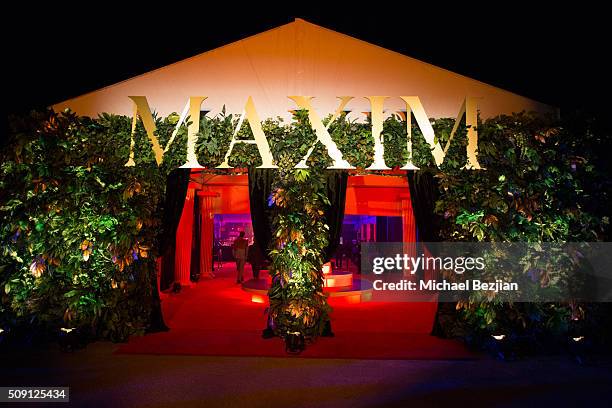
[1,107,607,347]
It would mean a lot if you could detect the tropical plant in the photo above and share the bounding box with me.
[1,107,607,352]
[433,112,608,347]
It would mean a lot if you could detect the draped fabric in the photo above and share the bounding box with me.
[401,195,417,278]
[323,171,348,262]
[248,168,346,338]
[401,196,417,244]
[248,168,276,262]
[159,168,191,291]
[175,189,195,286]
[407,170,446,336]
[148,168,190,332]
[406,170,441,244]
[190,193,201,280]
[248,168,348,263]
[321,170,348,337]
[147,255,168,333]
[198,192,217,279]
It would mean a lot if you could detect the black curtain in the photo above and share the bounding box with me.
[159,168,191,290]
[248,168,348,263]
[248,167,276,261]
[323,170,348,262]
[407,169,447,337]
[190,193,201,281]
[147,168,190,332]
[407,170,441,244]
[248,168,346,338]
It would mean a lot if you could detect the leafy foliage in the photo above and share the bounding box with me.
[432,112,608,344]
[0,109,188,341]
[2,106,607,350]
[265,112,334,339]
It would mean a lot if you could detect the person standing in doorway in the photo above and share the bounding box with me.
[233,231,249,284]
[335,237,344,268]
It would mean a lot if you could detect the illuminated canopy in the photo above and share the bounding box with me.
[53,19,554,120]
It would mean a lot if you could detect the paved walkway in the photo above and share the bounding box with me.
[2,341,612,407]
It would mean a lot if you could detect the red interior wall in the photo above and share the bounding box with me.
[190,173,409,216]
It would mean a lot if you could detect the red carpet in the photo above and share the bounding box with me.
[116,265,477,359]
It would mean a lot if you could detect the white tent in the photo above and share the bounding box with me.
[53,18,554,120]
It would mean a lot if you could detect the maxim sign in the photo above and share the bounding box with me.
[125,95,482,170]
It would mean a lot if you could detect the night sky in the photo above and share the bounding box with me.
[5,6,610,117]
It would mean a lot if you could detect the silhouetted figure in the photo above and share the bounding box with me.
[212,239,222,272]
[352,240,362,274]
[335,237,344,268]
[233,231,248,284]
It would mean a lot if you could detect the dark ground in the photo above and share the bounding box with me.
[2,341,612,407]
